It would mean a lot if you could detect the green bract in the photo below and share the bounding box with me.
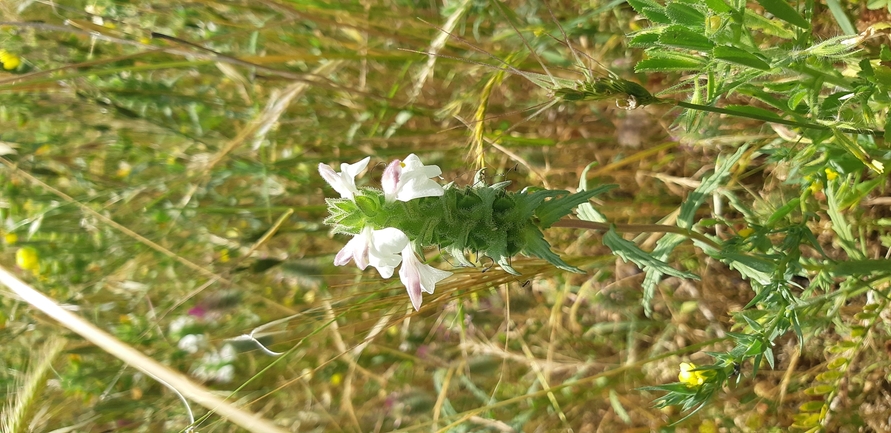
[324,170,614,275]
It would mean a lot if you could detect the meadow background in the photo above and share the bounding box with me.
[1,0,890,431]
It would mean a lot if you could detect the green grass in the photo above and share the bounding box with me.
[1,0,890,431]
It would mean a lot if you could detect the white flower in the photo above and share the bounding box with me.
[318,156,371,200]
[177,334,206,354]
[398,244,453,310]
[334,226,408,278]
[382,154,445,202]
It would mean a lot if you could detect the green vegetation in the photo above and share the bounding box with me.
[1,0,890,431]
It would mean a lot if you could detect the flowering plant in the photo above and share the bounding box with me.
[319,154,612,310]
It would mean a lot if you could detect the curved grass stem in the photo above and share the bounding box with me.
[669,100,885,137]
[552,219,722,251]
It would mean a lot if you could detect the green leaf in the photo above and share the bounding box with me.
[629,32,661,47]
[766,197,800,226]
[829,259,891,275]
[609,389,632,424]
[713,46,771,70]
[825,0,856,35]
[604,228,699,279]
[705,0,732,12]
[577,162,607,222]
[641,6,674,24]
[799,401,826,412]
[743,9,797,38]
[635,57,705,72]
[627,0,663,14]
[755,0,810,29]
[665,3,706,26]
[658,26,715,50]
[535,185,614,228]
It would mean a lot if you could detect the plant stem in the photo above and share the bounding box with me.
[669,100,885,137]
[551,219,722,250]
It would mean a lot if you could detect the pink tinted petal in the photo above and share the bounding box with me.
[382,159,402,200]
[398,252,424,310]
[333,228,372,269]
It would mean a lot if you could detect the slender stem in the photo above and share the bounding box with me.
[669,100,885,137]
[551,219,722,251]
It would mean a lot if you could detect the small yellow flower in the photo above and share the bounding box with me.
[115,161,132,178]
[4,233,17,245]
[824,168,839,181]
[0,50,20,70]
[330,373,342,386]
[16,246,39,275]
[678,362,706,387]
[738,228,754,238]
[219,248,230,263]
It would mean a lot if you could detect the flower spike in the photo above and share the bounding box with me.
[319,156,371,200]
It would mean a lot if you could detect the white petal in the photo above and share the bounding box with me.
[383,154,445,203]
[318,157,370,200]
[368,227,407,278]
[418,265,452,294]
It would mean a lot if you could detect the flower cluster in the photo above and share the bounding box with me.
[319,155,452,310]
[320,154,609,310]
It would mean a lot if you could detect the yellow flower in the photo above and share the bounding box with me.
[16,246,39,275]
[824,168,839,181]
[4,233,17,245]
[330,373,342,386]
[0,50,21,70]
[678,362,706,387]
[738,228,754,238]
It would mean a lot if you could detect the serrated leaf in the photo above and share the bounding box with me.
[604,228,699,279]
[705,0,732,12]
[635,57,704,72]
[629,32,661,47]
[641,6,673,24]
[755,0,810,29]
[713,45,771,70]
[665,3,706,25]
[659,26,715,50]
[627,0,663,14]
